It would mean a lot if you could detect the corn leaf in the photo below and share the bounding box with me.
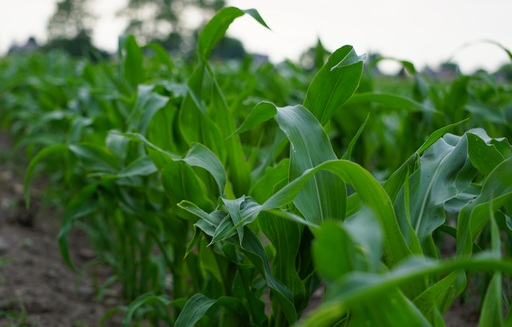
[276,105,346,224]
[198,7,269,61]
[394,132,478,252]
[175,294,249,327]
[303,45,365,125]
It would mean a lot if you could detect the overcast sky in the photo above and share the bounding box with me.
[1,0,511,73]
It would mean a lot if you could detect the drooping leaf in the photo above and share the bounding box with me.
[198,7,269,61]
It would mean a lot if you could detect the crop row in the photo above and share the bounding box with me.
[1,7,512,326]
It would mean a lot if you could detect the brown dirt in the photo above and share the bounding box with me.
[0,131,122,327]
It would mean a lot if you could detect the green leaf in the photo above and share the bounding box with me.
[127,84,169,135]
[394,132,477,251]
[478,210,503,327]
[184,144,226,193]
[221,197,246,245]
[58,182,100,270]
[116,156,157,178]
[258,159,411,269]
[313,221,360,282]
[175,294,250,327]
[122,293,172,327]
[121,35,144,90]
[250,159,289,203]
[231,228,298,324]
[383,120,468,203]
[69,143,122,172]
[466,129,506,175]
[276,105,346,224]
[300,255,512,327]
[208,69,250,195]
[342,113,369,160]
[457,158,512,257]
[412,271,460,321]
[346,92,436,114]
[242,9,271,30]
[198,7,269,61]
[230,101,277,137]
[178,66,228,165]
[24,143,69,206]
[259,212,306,312]
[304,45,365,125]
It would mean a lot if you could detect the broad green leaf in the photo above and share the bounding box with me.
[466,129,506,175]
[118,133,226,194]
[343,208,383,272]
[417,119,469,154]
[304,45,365,125]
[394,132,477,252]
[182,143,227,195]
[457,158,512,257]
[313,221,360,282]
[276,105,346,224]
[260,160,411,269]
[383,120,468,203]
[106,132,130,161]
[299,255,512,327]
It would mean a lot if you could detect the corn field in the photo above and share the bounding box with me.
[1,7,512,327]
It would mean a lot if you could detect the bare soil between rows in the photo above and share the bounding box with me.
[0,131,122,326]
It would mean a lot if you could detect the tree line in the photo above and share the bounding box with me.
[23,0,246,60]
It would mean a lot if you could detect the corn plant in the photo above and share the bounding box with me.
[2,5,510,327]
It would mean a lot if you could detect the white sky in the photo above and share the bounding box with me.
[0,0,511,73]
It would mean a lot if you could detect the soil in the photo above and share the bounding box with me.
[0,131,122,327]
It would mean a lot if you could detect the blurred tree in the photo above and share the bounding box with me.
[211,36,246,61]
[119,0,225,47]
[45,0,107,60]
[47,0,95,40]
